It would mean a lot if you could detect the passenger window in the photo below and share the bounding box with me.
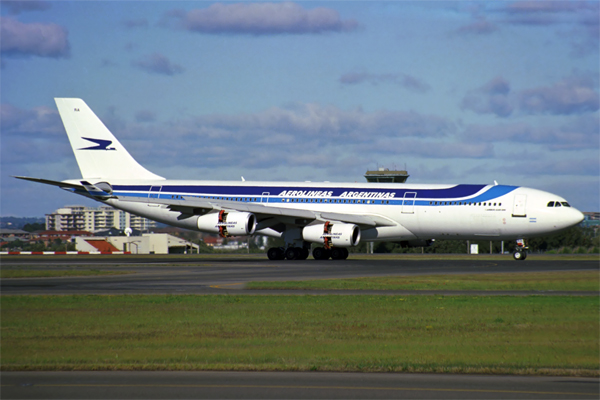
[547,202,554,207]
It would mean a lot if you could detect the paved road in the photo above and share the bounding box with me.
[2,371,599,399]
[1,256,597,295]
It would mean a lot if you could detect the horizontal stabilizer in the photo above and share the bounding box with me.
[14,176,85,190]
[14,176,116,199]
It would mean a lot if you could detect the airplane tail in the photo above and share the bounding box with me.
[55,98,164,181]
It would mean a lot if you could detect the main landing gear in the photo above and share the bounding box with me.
[267,247,309,260]
[266,226,350,261]
[267,246,349,260]
[312,247,349,260]
[513,239,528,261]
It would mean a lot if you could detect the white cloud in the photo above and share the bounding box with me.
[519,74,599,115]
[461,76,513,117]
[132,53,184,76]
[0,103,62,136]
[0,17,69,59]
[163,2,359,35]
[3,1,51,15]
[462,73,599,117]
[339,71,430,93]
[462,115,599,151]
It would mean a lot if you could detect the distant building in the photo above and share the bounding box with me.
[46,205,156,233]
[364,167,409,183]
[581,212,599,229]
[0,229,31,246]
[0,228,31,240]
[74,233,199,254]
[38,230,93,245]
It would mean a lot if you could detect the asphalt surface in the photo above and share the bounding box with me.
[2,256,598,295]
[2,371,599,399]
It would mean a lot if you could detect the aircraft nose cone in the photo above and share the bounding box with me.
[573,209,585,225]
[564,208,585,229]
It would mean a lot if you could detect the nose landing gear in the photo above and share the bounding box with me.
[513,239,528,261]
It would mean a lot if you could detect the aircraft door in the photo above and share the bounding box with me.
[147,186,162,206]
[402,192,417,214]
[512,194,527,217]
[261,192,270,203]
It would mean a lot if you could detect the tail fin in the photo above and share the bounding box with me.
[55,98,164,181]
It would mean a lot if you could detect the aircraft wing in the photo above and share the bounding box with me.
[117,194,395,227]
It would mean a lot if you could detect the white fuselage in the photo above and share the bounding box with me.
[94,179,584,242]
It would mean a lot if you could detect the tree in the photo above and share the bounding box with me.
[23,223,45,232]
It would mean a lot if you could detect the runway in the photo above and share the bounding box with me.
[2,371,599,399]
[1,256,598,295]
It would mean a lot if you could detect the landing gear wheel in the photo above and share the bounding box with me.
[298,248,309,260]
[341,248,349,260]
[285,247,300,260]
[267,247,285,261]
[513,250,527,261]
[312,247,330,260]
[331,247,345,260]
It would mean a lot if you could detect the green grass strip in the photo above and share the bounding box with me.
[0,270,133,279]
[1,295,598,376]
[247,271,600,291]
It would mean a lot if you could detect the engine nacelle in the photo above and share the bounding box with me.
[303,222,361,248]
[197,211,257,237]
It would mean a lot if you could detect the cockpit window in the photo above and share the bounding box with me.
[554,202,561,207]
[561,202,571,207]
[547,201,555,207]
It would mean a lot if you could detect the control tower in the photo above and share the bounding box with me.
[364,167,409,183]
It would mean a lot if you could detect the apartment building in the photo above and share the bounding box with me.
[46,205,156,232]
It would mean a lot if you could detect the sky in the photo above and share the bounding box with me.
[1,0,599,217]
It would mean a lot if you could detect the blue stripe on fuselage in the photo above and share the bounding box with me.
[111,184,517,204]
[113,184,488,198]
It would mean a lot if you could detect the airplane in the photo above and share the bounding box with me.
[16,98,585,261]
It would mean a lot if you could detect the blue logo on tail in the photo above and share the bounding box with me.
[79,137,116,151]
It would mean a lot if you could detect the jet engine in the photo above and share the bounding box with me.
[197,211,257,237]
[303,222,361,248]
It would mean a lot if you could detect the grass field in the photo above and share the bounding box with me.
[247,271,600,291]
[1,295,598,376]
